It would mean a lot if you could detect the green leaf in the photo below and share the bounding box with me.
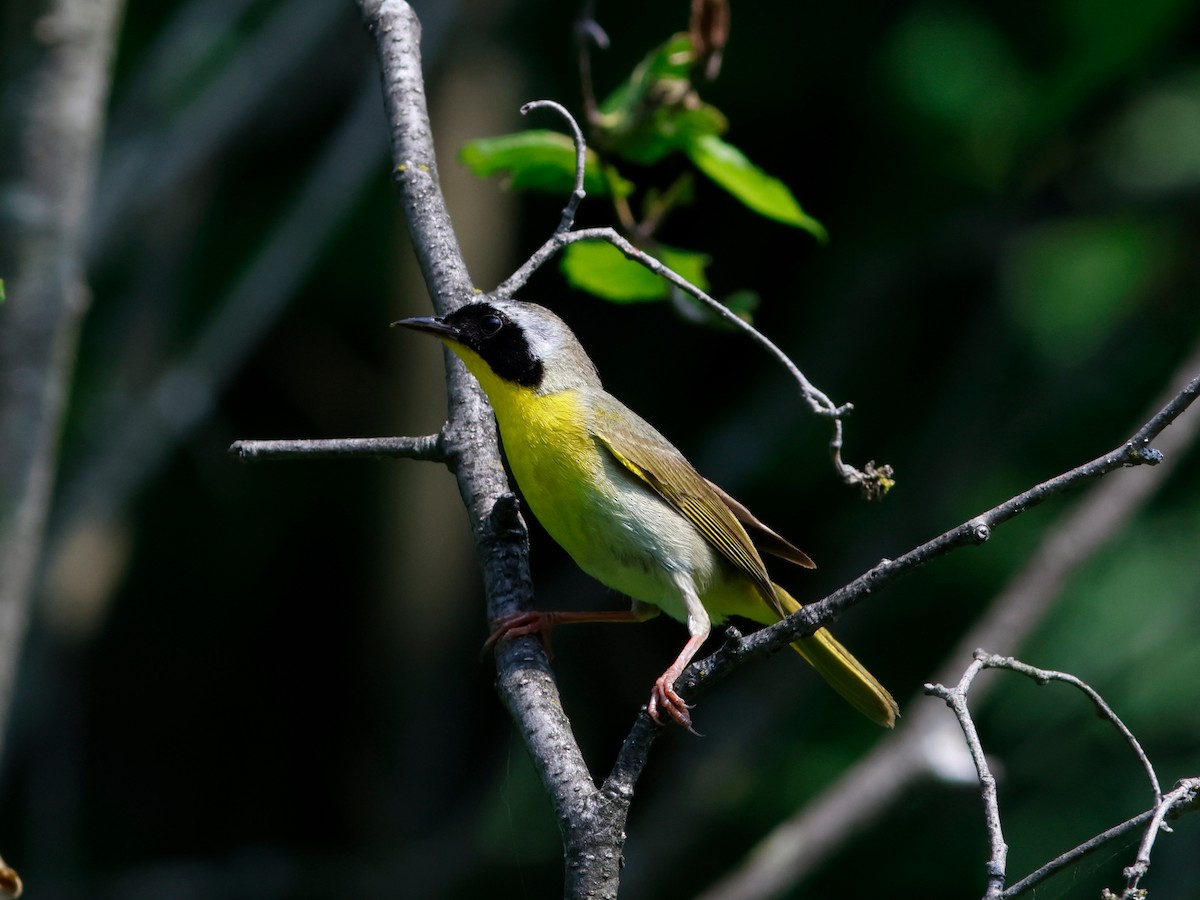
[615,104,729,166]
[597,34,696,121]
[594,34,728,165]
[685,134,827,240]
[560,242,710,303]
[0,279,5,303]
[459,130,629,197]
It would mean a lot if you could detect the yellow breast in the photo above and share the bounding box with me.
[452,342,764,624]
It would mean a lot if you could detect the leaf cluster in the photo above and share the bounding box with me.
[461,22,823,309]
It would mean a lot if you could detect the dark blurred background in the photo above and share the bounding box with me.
[2,0,1199,896]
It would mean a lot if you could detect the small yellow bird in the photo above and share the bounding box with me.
[398,299,897,730]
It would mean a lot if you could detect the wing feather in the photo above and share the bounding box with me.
[591,401,787,618]
[703,478,815,569]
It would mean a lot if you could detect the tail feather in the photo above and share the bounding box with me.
[776,586,898,728]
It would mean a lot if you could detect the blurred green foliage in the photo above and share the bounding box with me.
[2,0,1199,897]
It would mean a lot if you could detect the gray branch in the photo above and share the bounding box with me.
[927,651,1194,899]
[355,2,627,895]
[697,341,1200,900]
[490,108,889,499]
[674,372,1200,708]
[340,7,1200,898]
[229,435,445,462]
[0,0,126,760]
[1008,777,1199,899]
[925,656,1008,900]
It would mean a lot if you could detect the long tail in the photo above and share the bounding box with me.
[776,585,899,728]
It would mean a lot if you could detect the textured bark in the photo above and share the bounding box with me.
[356,2,627,894]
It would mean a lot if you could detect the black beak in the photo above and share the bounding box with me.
[392,315,461,342]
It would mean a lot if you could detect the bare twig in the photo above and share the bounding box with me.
[926,651,1192,900]
[1114,776,1200,899]
[924,650,1169,899]
[229,434,444,462]
[925,656,1009,899]
[521,99,587,234]
[977,653,1161,802]
[698,348,1200,900]
[1008,777,1199,899]
[681,372,1200,703]
[490,105,891,497]
[1008,808,1156,897]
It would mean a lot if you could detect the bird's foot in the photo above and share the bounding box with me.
[483,610,557,656]
[647,674,700,735]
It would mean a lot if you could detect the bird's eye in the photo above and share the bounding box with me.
[479,313,504,337]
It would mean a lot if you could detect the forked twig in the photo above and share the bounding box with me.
[926,650,1193,899]
[979,653,1161,801]
[1004,778,1199,898]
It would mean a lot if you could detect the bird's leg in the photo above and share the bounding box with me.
[647,576,711,733]
[647,633,708,733]
[484,602,659,656]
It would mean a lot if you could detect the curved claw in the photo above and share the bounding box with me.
[647,676,701,736]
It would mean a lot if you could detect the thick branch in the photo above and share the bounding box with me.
[356,3,624,895]
[0,0,125,760]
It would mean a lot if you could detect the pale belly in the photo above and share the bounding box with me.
[489,387,772,627]
[503,423,762,626]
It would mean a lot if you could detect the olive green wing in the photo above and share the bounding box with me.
[591,402,787,619]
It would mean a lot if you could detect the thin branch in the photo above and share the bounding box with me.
[522,99,587,235]
[1007,809,1156,898]
[925,656,1008,900]
[977,653,1161,802]
[697,346,1200,900]
[921,651,1190,900]
[493,99,589,297]
[490,104,891,496]
[926,651,1192,900]
[1116,776,1200,898]
[1006,778,1199,899]
[229,434,445,462]
[675,372,1200,709]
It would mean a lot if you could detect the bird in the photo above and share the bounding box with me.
[396,298,897,730]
